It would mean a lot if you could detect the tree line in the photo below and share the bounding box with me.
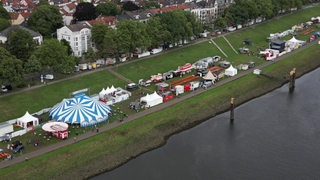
[91,10,203,60]
[214,0,320,30]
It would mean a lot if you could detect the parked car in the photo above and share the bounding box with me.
[200,81,213,88]
[247,61,255,68]
[219,61,231,68]
[45,74,54,80]
[13,144,24,153]
[1,85,7,92]
[126,83,138,91]
[196,69,208,77]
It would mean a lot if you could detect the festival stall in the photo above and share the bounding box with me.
[140,91,163,108]
[286,37,306,49]
[16,111,39,128]
[42,122,69,139]
[202,71,217,83]
[225,65,238,77]
[49,93,111,127]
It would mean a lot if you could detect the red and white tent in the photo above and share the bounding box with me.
[42,122,69,139]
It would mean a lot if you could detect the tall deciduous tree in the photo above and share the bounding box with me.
[0,47,23,84]
[0,5,10,19]
[0,18,10,31]
[91,23,108,51]
[122,1,140,11]
[103,27,118,58]
[96,2,121,16]
[28,5,63,37]
[6,29,36,63]
[73,2,97,22]
[146,17,171,47]
[116,20,150,56]
[32,39,77,73]
[24,55,42,73]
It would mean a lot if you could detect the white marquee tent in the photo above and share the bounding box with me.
[49,93,111,127]
[17,111,39,128]
[286,37,306,48]
[140,91,163,108]
[225,65,238,76]
[203,71,217,82]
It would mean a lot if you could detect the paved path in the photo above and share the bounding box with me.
[1,40,318,169]
[107,68,133,83]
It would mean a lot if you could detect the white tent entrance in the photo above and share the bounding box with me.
[17,111,39,128]
[225,65,238,76]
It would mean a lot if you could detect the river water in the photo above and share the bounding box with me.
[93,68,320,180]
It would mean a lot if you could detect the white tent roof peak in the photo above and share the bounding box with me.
[226,65,235,70]
[203,71,216,81]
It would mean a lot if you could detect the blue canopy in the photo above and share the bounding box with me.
[49,93,111,127]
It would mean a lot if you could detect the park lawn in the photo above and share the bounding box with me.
[114,42,224,82]
[212,36,238,57]
[1,43,319,180]
[227,5,320,51]
[0,71,127,122]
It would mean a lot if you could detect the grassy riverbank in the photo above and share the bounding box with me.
[0,43,319,180]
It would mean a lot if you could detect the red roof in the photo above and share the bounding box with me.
[10,12,20,20]
[150,4,189,13]
[66,2,77,10]
[87,16,117,27]
[21,11,30,19]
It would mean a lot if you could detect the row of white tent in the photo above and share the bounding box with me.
[99,86,117,98]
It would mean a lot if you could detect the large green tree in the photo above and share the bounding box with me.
[102,27,119,58]
[91,23,108,51]
[0,18,10,31]
[73,2,97,21]
[32,39,77,73]
[28,5,63,37]
[6,29,36,63]
[116,20,151,56]
[0,47,23,85]
[24,55,42,73]
[146,17,171,47]
[0,5,11,31]
[159,11,189,44]
[96,2,121,16]
[0,5,10,19]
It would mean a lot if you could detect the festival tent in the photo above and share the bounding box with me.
[49,93,111,127]
[99,88,106,99]
[17,111,39,128]
[42,122,69,139]
[225,65,238,76]
[140,91,163,108]
[286,37,306,48]
[203,71,217,82]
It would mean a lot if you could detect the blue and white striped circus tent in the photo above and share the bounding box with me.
[49,93,112,127]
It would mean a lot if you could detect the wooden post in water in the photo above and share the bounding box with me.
[289,68,296,93]
[230,97,235,123]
